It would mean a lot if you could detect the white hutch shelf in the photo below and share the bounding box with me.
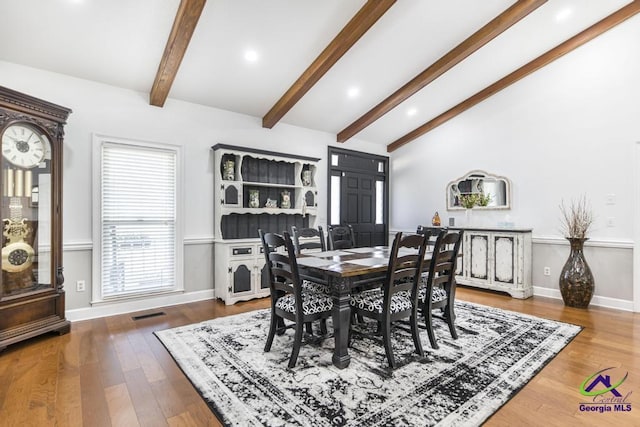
[212,144,320,305]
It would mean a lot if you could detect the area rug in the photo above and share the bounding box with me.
[155,301,581,426]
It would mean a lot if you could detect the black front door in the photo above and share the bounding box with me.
[329,147,388,247]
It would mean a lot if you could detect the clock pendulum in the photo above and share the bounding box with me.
[1,196,34,273]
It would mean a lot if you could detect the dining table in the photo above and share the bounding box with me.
[297,246,432,369]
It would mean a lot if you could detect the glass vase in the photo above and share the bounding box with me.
[559,237,594,308]
[465,208,473,226]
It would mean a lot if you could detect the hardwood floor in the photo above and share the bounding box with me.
[0,288,638,426]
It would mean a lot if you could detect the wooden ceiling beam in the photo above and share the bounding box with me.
[387,0,640,153]
[337,0,546,143]
[262,0,396,129]
[150,0,206,107]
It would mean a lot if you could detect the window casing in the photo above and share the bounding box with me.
[92,135,183,302]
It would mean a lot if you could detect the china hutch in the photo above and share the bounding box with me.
[212,144,319,304]
[0,86,71,351]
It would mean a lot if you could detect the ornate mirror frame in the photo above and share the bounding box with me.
[446,170,511,210]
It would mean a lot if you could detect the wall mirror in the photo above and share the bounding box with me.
[446,170,511,210]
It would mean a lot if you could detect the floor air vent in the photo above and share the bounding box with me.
[132,311,166,321]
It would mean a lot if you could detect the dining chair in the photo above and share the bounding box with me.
[349,232,428,369]
[291,225,326,254]
[327,224,356,250]
[418,229,464,349]
[259,230,333,368]
[416,225,446,248]
[291,225,331,298]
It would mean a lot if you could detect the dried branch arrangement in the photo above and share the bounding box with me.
[559,195,594,239]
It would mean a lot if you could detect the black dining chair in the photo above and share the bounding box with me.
[418,229,464,349]
[327,224,356,250]
[291,225,331,295]
[416,225,446,249]
[291,225,326,254]
[259,230,333,368]
[349,232,428,369]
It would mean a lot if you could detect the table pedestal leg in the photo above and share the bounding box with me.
[331,277,351,369]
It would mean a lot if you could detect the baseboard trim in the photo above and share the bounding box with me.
[533,286,634,312]
[65,289,215,322]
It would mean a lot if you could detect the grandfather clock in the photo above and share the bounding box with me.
[0,86,71,351]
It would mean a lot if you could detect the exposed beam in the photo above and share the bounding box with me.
[337,0,546,143]
[387,0,640,153]
[262,0,396,129]
[150,0,206,107]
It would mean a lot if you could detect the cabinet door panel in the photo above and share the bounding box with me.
[260,263,269,289]
[469,234,488,280]
[231,263,252,293]
[223,184,239,205]
[494,236,514,283]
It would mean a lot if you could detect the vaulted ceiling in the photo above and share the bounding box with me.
[0,0,637,152]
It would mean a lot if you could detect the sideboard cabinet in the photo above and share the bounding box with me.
[212,144,319,304]
[453,227,532,299]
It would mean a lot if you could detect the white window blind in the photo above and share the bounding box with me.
[100,142,178,299]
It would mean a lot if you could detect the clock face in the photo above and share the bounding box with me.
[1,124,47,169]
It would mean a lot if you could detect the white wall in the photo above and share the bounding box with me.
[0,60,386,315]
[2,14,638,314]
[389,15,640,307]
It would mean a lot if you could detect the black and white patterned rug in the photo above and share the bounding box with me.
[155,301,580,426]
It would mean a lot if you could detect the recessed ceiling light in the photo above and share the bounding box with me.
[244,50,259,63]
[347,87,360,98]
[555,8,572,22]
[407,108,418,117]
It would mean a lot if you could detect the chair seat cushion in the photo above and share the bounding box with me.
[418,285,447,304]
[350,289,412,314]
[301,280,331,295]
[275,291,333,315]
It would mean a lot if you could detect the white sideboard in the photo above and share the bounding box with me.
[453,227,532,299]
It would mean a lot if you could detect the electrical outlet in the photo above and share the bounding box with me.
[607,217,615,227]
[76,280,86,292]
[543,267,551,276]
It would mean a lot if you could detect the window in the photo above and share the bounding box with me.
[330,174,341,224]
[375,180,384,225]
[92,135,182,302]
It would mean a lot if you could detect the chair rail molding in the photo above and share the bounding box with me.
[63,241,93,251]
[532,236,633,249]
[390,230,633,250]
[62,237,215,252]
[184,235,216,245]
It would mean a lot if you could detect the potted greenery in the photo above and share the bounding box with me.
[459,194,479,209]
[477,193,492,207]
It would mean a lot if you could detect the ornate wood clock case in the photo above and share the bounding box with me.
[0,86,71,351]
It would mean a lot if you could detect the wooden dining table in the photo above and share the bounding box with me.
[297,246,431,369]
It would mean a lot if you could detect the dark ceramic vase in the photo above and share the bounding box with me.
[559,238,594,308]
